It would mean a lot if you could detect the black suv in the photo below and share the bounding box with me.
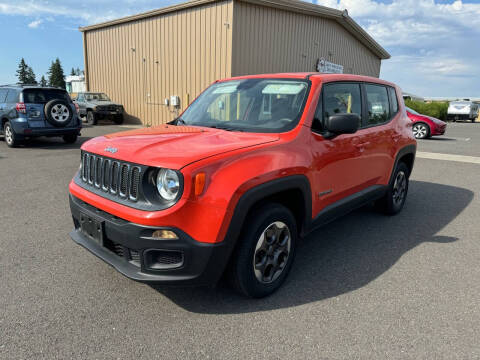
[0,85,81,147]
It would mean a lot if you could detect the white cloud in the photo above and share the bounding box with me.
[27,19,42,28]
[0,0,181,24]
[313,0,480,96]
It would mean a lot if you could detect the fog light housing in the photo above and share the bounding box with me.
[152,230,178,240]
[144,249,184,270]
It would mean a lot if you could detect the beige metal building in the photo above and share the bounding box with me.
[80,0,390,125]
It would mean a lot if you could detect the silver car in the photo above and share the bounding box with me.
[73,92,124,125]
[447,100,478,122]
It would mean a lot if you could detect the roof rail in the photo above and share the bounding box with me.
[0,83,41,87]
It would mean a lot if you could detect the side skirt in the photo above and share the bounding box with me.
[308,185,387,233]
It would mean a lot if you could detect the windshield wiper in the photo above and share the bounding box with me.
[206,125,242,132]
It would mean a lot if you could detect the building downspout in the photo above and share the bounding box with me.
[82,31,90,91]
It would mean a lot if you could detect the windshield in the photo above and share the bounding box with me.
[179,79,310,133]
[405,106,420,115]
[85,93,110,101]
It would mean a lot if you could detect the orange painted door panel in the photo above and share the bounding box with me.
[309,131,366,217]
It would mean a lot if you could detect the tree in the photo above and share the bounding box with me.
[16,58,29,84]
[40,76,47,87]
[47,58,66,89]
[75,67,82,76]
[26,66,37,84]
[70,67,76,76]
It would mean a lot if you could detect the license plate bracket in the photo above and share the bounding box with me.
[79,213,104,245]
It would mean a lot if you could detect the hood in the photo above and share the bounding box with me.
[81,125,280,169]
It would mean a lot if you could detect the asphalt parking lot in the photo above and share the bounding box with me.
[1,122,479,359]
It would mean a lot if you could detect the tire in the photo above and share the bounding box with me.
[44,99,73,128]
[228,203,297,298]
[375,162,410,215]
[3,121,20,148]
[412,122,430,139]
[63,134,78,144]
[86,111,97,125]
[113,114,124,125]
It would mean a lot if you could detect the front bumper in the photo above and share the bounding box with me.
[447,114,472,120]
[69,194,231,286]
[95,110,122,118]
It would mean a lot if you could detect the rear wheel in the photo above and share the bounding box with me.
[412,122,429,139]
[86,111,97,125]
[228,203,297,298]
[376,162,409,215]
[63,134,78,144]
[4,121,20,148]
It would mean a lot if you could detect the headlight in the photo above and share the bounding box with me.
[156,168,180,201]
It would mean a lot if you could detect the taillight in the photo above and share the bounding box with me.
[16,102,26,114]
[74,103,79,114]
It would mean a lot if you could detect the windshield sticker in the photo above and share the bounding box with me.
[212,84,239,94]
[262,84,305,95]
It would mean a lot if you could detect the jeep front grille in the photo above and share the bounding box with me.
[81,152,142,201]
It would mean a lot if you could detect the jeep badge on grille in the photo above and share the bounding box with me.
[105,147,118,154]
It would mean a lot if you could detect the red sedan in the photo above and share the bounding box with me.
[406,106,447,139]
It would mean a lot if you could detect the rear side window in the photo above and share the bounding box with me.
[388,87,399,115]
[0,89,7,102]
[22,89,70,104]
[365,84,390,126]
[6,90,19,103]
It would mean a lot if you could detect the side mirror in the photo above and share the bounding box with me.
[324,113,360,138]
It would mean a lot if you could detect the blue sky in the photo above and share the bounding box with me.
[0,0,479,97]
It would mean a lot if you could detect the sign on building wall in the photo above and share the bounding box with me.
[316,58,344,74]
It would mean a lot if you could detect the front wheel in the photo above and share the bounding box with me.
[4,121,20,148]
[113,114,124,125]
[228,203,297,298]
[376,162,410,215]
[86,111,97,125]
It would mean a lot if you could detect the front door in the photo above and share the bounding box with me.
[309,82,370,218]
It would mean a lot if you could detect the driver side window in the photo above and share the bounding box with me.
[312,82,362,132]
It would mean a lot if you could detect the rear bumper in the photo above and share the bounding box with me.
[10,118,81,137]
[69,194,232,286]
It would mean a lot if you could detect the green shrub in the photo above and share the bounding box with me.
[404,99,449,121]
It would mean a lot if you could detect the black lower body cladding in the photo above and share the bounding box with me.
[69,194,232,286]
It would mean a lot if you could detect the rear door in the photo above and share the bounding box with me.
[23,89,76,128]
[358,83,399,185]
[75,93,86,116]
[22,89,48,128]
[0,89,7,121]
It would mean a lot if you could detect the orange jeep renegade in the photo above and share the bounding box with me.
[69,73,416,298]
